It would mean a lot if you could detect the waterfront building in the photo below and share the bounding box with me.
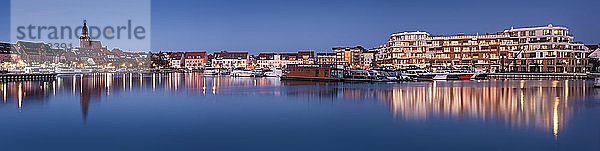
[167,52,184,69]
[297,51,315,64]
[427,33,518,72]
[0,42,18,63]
[332,46,365,69]
[150,52,171,69]
[316,52,337,65]
[256,52,296,68]
[503,24,589,73]
[386,31,430,68]
[370,45,390,67]
[211,51,249,69]
[184,51,207,70]
[586,44,600,72]
[248,54,258,69]
[13,41,59,65]
[256,51,314,68]
[360,49,376,69]
[385,31,524,72]
[379,24,589,73]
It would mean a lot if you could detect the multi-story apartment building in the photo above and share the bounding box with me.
[427,34,518,72]
[503,24,588,73]
[297,51,315,64]
[212,51,249,69]
[380,24,589,73]
[360,49,377,69]
[370,45,389,67]
[184,52,207,70]
[316,52,337,65]
[386,32,430,68]
[332,46,365,69]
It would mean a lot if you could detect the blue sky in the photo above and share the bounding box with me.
[1,0,599,53]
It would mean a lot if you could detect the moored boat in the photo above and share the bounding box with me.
[457,73,476,80]
[231,70,254,77]
[263,68,283,77]
[203,67,218,75]
[432,73,448,80]
[280,64,343,81]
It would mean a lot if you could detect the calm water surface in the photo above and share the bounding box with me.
[1,73,599,151]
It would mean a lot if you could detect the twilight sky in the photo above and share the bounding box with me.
[1,0,599,53]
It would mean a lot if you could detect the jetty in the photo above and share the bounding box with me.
[0,73,57,82]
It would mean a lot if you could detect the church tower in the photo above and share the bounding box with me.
[79,20,91,48]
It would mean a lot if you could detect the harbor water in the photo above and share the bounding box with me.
[0,73,599,150]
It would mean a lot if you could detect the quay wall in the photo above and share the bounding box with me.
[486,73,590,80]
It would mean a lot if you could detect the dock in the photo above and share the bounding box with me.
[0,73,57,82]
[485,73,589,80]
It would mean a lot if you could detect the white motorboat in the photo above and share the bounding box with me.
[263,68,283,77]
[432,73,448,80]
[203,67,218,75]
[231,70,253,77]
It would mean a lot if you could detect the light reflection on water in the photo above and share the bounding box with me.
[385,80,584,137]
[0,73,599,150]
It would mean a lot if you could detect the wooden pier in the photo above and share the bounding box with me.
[0,73,57,82]
[486,73,589,80]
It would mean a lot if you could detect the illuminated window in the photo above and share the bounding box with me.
[544,29,551,35]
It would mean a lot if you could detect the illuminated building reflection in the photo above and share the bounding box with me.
[285,80,588,137]
[0,74,594,137]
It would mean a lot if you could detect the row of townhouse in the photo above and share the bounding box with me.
[320,24,593,73]
[256,51,315,68]
[153,50,316,70]
[156,51,208,70]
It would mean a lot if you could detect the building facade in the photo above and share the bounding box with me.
[297,51,315,64]
[386,32,430,68]
[184,52,207,70]
[503,24,588,73]
[167,52,184,68]
[13,41,59,65]
[212,51,249,69]
[376,24,589,73]
[427,34,518,72]
[0,42,17,63]
[256,51,314,68]
[332,46,365,69]
[256,52,298,68]
[316,52,337,65]
[360,49,376,69]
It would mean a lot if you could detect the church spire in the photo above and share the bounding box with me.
[80,20,91,48]
[82,20,88,35]
[81,20,89,38]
